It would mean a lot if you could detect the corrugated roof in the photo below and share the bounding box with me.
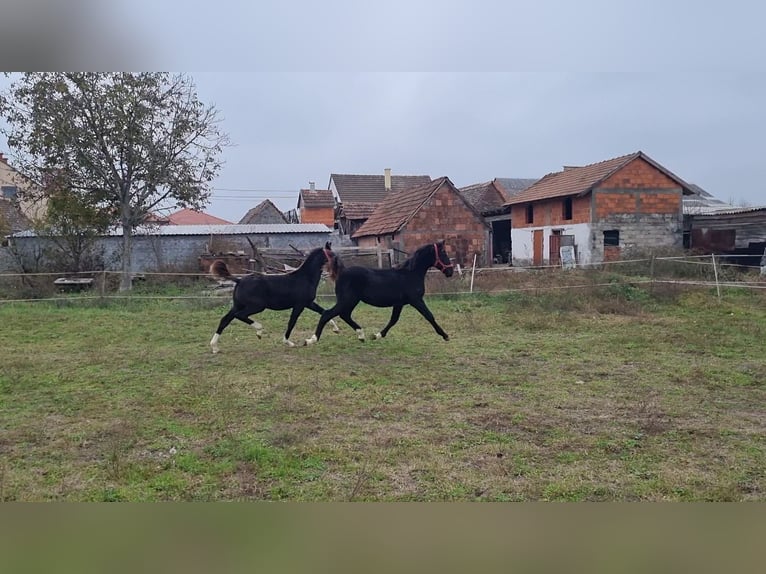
[685,205,766,216]
[504,151,694,206]
[331,173,432,204]
[12,223,332,238]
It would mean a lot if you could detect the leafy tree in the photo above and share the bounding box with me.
[0,73,229,290]
[37,174,112,272]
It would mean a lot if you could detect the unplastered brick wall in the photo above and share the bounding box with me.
[399,185,488,266]
[599,157,680,189]
[511,195,590,229]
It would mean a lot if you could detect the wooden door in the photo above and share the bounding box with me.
[549,233,562,266]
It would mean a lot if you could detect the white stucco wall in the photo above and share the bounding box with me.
[511,223,593,266]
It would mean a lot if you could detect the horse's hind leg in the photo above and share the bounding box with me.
[338,310,365,341]
[234,306,265,338]
[375,305,403,340]
[211,307,238,353]
[306,300,340,333]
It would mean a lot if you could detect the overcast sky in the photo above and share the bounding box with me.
[2,1,765,222]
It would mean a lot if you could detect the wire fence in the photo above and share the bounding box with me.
[0,254,764,305]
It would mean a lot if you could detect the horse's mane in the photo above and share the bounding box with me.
[395,244,432,271]
[288,243,337,279]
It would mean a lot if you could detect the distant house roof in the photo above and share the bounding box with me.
[504,151,695,206]
[12,223,332,238]
[239,199,288,224]
[1,198,32,234]
[165,208,232,225]
[353,177,483,238]
[339,202,378,221]
[330,173,432,204]
[298,188,335,209]
[684,186,766,216]
[495,178,539,196]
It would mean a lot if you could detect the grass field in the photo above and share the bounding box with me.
[0,284,764,501]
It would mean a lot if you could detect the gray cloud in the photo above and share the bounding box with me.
[2,0,765,221]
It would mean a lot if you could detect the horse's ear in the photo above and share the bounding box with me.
[437,239,445,247]
[325,241,332,250]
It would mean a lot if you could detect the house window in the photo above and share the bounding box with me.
[525,203,534,224]
[603,230,620,246]
[563,197,573,220]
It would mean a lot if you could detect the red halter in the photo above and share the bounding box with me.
[432,243,453,272]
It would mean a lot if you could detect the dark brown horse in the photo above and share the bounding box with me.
[209,242,339,352]
[305,241,454,345]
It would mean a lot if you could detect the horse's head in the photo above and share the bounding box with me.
[433,240,454,277]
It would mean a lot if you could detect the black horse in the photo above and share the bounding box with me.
[304,241,454,345]
[209,242,339,352]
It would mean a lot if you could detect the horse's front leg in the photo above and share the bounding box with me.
[283,306,304,347]
[410,299,449,341]
[375,305,403,339]
[306,300,340,333]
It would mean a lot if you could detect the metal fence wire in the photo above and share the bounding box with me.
[0,253,764,305]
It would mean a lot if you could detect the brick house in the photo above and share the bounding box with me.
[0,151,46,222]
[504,151,695,266]
[297,184,335,227]
[460,178,537,264]
[353,176,490,267]
[331,169,431,237]
[239,199,288,224]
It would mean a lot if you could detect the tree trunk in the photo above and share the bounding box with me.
[119,220,133,292]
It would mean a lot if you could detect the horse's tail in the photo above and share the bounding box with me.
[210,260,240,283]
[329,253,346,281]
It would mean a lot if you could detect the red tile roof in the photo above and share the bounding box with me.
[504,151,694,206]
[165,208,232,225]
[239,199,288,224]
[459,180,509,214]
[339,202,378,221]
[353,177,480,238]
[0,198,32,233]
[331,173,432,204]
[299,188,335,209]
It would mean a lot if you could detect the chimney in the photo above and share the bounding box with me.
[309,181,315,191]
[384,168,392,191]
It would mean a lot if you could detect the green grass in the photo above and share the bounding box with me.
[0,286,764,501]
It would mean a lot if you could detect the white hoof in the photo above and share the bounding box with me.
[255,330,263,339]
[283,338,295,348]
[331,319,340,333]
[210,334,220,354]
[304,334,318,346]
[356,328,365,341]
[374,332,382,340]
